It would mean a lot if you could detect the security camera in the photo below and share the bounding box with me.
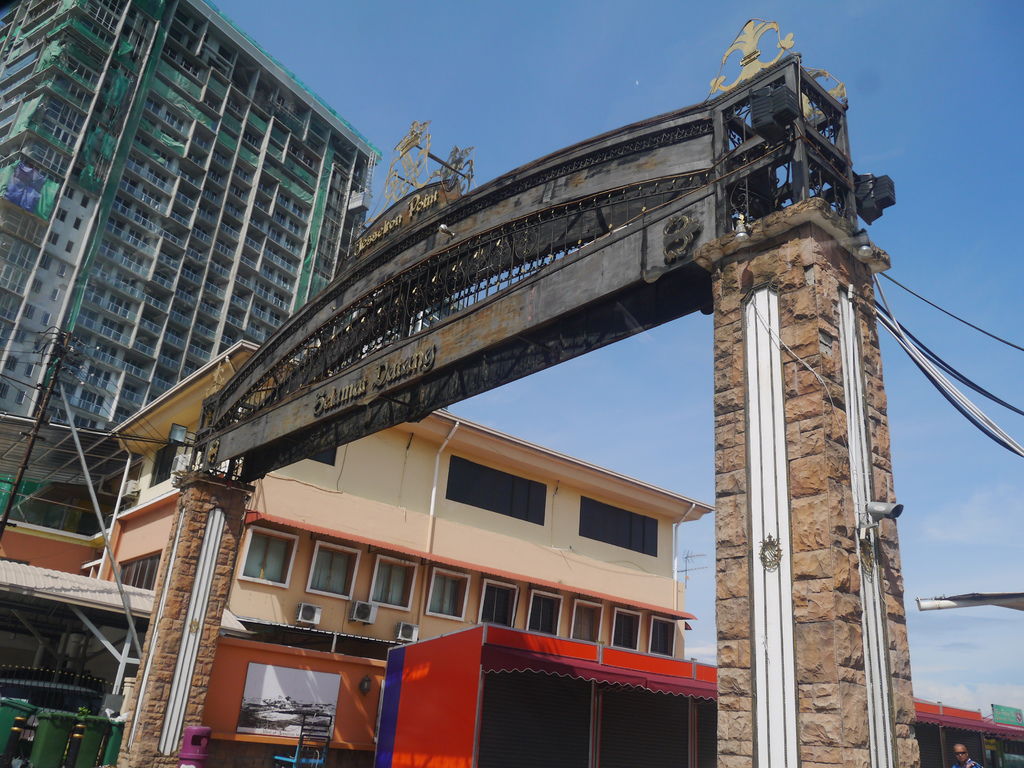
[865,501,903,523]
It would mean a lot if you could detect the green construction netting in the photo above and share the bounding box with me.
[296,144,334,303]
[114,38,137,70]
[217,132,238,151]
[238,146,258,166]
[66,41,104,72]
[10,96,41,138]
[221,113,241,134]
[263,165,313,203]
[284,161,315,187]
[247,112,268,133]
[206,75,227,98]
[69,17,109,49]
[150,78,217,130]
[36,40,64,71]
[156,58,201,99]
[0,161,60,220]
[132,0,166,19]
[102,68,131,105]
[0,477,46,522]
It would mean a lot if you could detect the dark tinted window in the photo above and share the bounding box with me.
[446,456,545,525]
[121,553,160,590]
[152,445,177,484]
[650,617,675,656]
[528,593,560,634]
[481,583,516,626]
[579,497,657,556]
[612,610,640,649]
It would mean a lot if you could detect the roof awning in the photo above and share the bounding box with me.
[0,560,247,631]
[914,709,1024,740]
[480,644,717,699]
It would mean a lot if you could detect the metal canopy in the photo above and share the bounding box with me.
[0,412,132,487]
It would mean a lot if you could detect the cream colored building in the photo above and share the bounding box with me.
[108,342,711,661]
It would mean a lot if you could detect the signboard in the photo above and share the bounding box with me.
[992,704,1024,727]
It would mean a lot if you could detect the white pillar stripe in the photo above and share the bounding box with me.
[158,506,226,754]
[745,288,799,768]
[839,290,896,768]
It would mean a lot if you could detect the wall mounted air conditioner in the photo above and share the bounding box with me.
[123,479,141,495]
[350,600,377,624]
[296,602,322,625]
[395,622,420,643]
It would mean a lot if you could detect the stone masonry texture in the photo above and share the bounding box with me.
[709,206,918,768]
[120,473,250,768]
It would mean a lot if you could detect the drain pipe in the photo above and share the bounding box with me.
[427,420,460,554]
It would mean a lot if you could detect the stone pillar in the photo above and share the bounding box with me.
[701,199,918,768]
[121,472,252,768]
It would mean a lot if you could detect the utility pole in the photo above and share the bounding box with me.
[0,330,70,543]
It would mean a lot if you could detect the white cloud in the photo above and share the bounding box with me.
[683,643,716,664]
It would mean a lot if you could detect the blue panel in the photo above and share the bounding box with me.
[374,646,406,768]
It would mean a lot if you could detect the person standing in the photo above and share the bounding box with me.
[952,743,982,768]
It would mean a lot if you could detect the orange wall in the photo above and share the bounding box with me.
[0,529,98,573]
[111,496,176,564]
[204,636,385,750]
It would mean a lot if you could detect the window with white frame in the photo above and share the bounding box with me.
[611,608,641,650]
[527,590,562,635]
[571,600,602,642]
[306,542,359,598]
[479,580,517,626]
[240,528,297,586]
[649,616,676,657]
[426,568,469,620]
[370,556,416,609]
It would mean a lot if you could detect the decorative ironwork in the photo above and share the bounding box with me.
[206,117,714,424]
[204,170,711,434]
[663,214,702,263]
[759,534,783,571]
[383,120,434,204]
[801,73,846,146]
[435,145,475,194]
[710,19,796,95]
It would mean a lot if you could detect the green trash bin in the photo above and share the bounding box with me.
[0,697,36,753]
[75,715,110,768]
[29,709,77,768]
[101,718,125,766]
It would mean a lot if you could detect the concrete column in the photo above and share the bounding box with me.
[700,199,918,768]
[121,472,252,768]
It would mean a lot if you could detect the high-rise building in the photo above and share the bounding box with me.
[0,0,378,427]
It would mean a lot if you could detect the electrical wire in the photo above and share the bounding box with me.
[873,279,1024,459]
[879,272,1024,353]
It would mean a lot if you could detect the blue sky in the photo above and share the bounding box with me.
[215,1,1024,714]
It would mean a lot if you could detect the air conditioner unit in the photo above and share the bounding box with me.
[296,602,322,626]
[123,479,141,495]
[350,600,377,624]
[395,622,419,643]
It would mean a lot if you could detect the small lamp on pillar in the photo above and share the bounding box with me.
[734,213,750,242]
[860,500,904,536]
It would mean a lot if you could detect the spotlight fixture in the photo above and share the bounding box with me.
[851,229,874,262]
[734,214,750,242]
[359,675,373,695]
[854,173,896,224]
[438,223,456,239]
[865,501,903,523]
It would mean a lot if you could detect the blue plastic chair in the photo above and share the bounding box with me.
[273,709,333,768]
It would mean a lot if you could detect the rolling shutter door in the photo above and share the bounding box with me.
[695,698,717,768]
[478,671,592,768]
[598,688,688,768]
[948,729,985,767]
[917,724,943,768]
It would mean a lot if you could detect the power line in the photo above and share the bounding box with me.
[880,273,1024,353]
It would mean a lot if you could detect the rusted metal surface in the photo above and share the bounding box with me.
[196,58,856,480]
